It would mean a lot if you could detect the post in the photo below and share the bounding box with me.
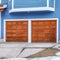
[28,20,31,43]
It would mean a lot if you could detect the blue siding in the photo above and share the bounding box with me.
[1,0,7,3]
[1,0,60,40]
[8,0,12,10]
[49,0,54,7]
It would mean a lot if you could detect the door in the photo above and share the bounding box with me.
[6,21,28,42]
[32,20,56,42]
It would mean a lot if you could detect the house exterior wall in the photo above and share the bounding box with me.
[1,0,60,41]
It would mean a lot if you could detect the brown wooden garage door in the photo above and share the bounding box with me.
[32,20,56,42]
[6,21,28,42]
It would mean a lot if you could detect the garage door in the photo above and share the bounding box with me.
[32,20,56,42]
[6,21,28,42]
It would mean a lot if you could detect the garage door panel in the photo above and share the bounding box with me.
[6,34,17,37]
[17,31,28,34]
[32,37,38,42]
[22,25,28,28]
[8,26,17,30]
[22,27,28,30]
[32,27,39,30]
[6,21,28,42]
[17,35,28,37]
[17,27,28,30]
[38,38,50,42]
[49,38,56,42]
[6,30,16,33]
[38,34,45,37]
[6,38,13,42]
[32,30,38,32]
[16,22,21,25]
[12,34,17,37]
[6,37,17,41]
[38,27,46,29]
[51,26,56,28]
[50,20,56,24]
[17,26,23,29]
[22,21,28,24]
[20,34,28,36]
[6,26,13,29]
[39,21,49,26]
[17,21,28,24]
[6,21,17,26]
[32,34,38,37]
[32,20,56,42]
[11,21,17,25]
[45,26,50,29]
[6,21,12,25]
[41,21,50,25]
[7,39,18,42]
[6,34,12,37]
[16,38,28,42]
[12,27,17,29]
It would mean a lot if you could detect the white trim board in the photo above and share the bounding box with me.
[4,18,58,21]
[9,7,55,13]
[4,18,59,43]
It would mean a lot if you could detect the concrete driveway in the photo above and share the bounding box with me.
[0,42,59,59]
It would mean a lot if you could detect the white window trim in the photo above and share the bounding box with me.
[47,0,49,7]
[4,18,59,43]
[12,0,14,9]
[9,0,55,13]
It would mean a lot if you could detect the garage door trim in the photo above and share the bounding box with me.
[4,18,58,43]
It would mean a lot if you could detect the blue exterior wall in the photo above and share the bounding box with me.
[1,0,60,40]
